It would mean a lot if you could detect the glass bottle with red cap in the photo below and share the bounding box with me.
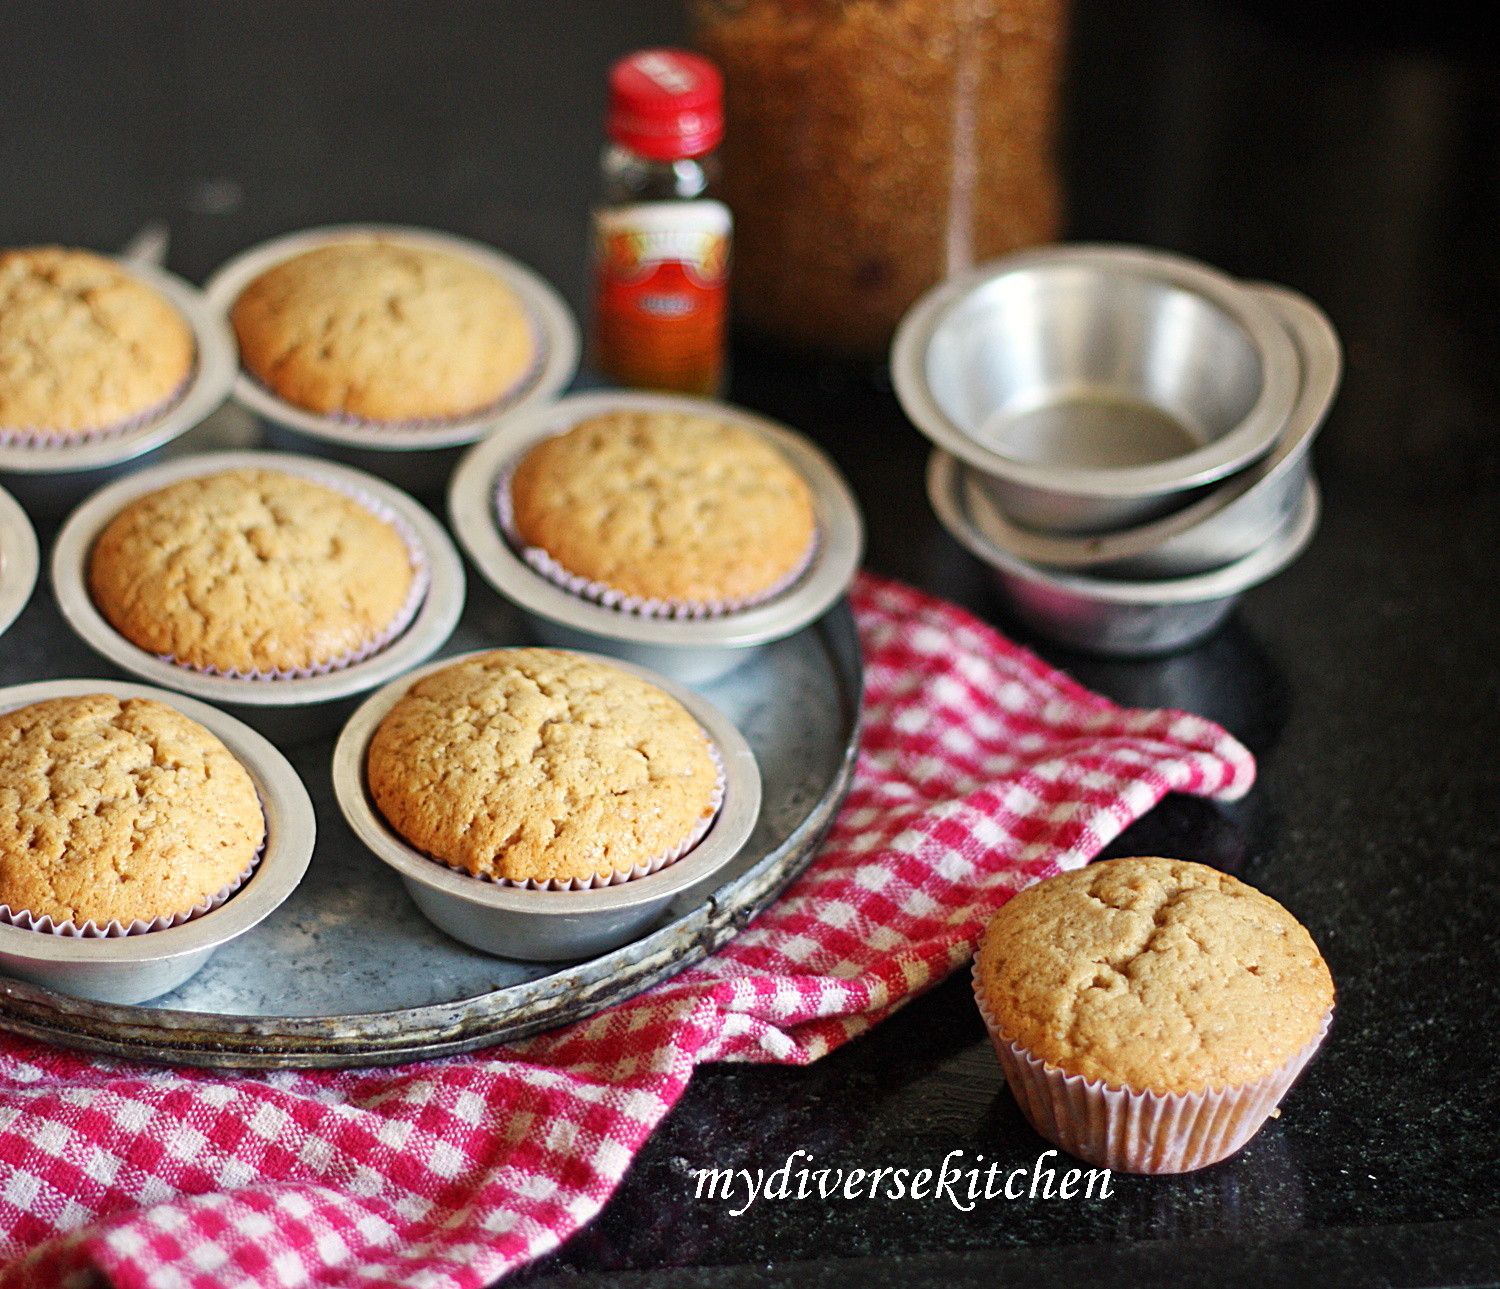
[593,48,729,397]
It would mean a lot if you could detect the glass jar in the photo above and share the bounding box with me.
[690,0,1067,361]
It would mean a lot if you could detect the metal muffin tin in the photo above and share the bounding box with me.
[961,285,1342,578]
[0,482,39,642]
[201,224,580,498]
[50,450,466,742]
[449,390,865,685]
[928,450,1321,656]
[0,679,315,1006]
[893,245,1299,534]
[333,649,763,962]
[0,257,239,517]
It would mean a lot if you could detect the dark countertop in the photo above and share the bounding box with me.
[2,3,1497,1286]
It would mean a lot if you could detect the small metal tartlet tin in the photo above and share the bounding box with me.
[0,679,315,1005]
[50,450,466,743]
[0,258,239,517]
[201,224,580,498]
[961,284,1342,578]
[449,390,865,685]
[332,648,763,962]
[892,244,1299,534]
[928,450,1321,657]
[0,482,39,642]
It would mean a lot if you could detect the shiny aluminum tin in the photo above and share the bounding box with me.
[961,285,1342,577]
[0,259,239,517]
[50,450,465,742]
[0,679,315,1005]
[449,390,864,685]
[201,224,580,498]
[0,482,39,642]
[893,245,1299,534]
[333,649,762,962]
[928,450,1321,656]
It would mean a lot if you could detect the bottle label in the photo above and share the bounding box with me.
[593,199,730,396]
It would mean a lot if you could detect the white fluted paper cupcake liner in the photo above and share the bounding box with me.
[0,369,194,450]
[0,837,264,939]
[144,475,431,681]
[423,738,727,892]
[494,458,820,620]
[973,963,1332,1174]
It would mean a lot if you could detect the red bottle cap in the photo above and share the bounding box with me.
[607,49,724,161]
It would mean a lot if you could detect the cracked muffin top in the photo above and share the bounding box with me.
[509,409,817,605]
[0,694,264,928]
[367,649,721,885]
[87,467,419,674]
[975,857,1334,1094]
[0,247,194,435]
[230,239,534,422]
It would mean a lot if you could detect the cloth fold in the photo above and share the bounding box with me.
[0,573,1253,1289]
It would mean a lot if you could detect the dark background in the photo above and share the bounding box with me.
[2,2,1498,1286]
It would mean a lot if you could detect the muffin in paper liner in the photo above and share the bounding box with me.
[0,371,193,451]
[494,457,820,621]
[420,738,727,893]
[0,839,264,940]
[120,474,432,683]
[972,962,1333,1175]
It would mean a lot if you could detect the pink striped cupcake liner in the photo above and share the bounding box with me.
[972,962,1332,1174]
[0,369,194,450]
[494,456,819,620]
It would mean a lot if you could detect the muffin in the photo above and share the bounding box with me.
[230,239,534,422]
[0,247,194,436]
[974,857,1334,1174]
[0,694,264,930]
[368,649,722,887]
[88,467,421,675]
[508,409,817,607]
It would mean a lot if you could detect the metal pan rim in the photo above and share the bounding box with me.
[201,223,580,451]
[0,259,238,475]
[0,678,315,967]
[50,449,465,708]
[0,483,39,640]
[331,647,763,917]
[448,389,865,649]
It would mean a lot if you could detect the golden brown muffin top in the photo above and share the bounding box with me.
[368,649,720,885]
[0,247,194,434]
[230,239,533,421]
[509,410,817,604]
[975,857,1334,1094]
[0,694,264,927]
[88,468,418,674]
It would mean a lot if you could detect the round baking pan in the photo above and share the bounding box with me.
[0,482,39,642]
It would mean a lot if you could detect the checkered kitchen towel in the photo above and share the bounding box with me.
[0,573,1254,1289]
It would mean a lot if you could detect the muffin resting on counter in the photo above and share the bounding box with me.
[508,408,817,605]
[0,247,194,435]
[87,467,420,675]
[230,239,534,422]
[367,648,721,886]
[0,694,264,928]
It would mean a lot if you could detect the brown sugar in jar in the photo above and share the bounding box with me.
[692,0,1066,360]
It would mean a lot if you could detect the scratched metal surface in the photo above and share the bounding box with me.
[0,408,863,1068]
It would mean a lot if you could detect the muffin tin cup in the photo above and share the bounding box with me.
[974,965,1333,1174]
[50,450,466,743]
[928,450,1321,658]
[450,390,864,686]
[892,245,1300,534]
[0,258,239,518]
[495,458,821,620]
[959,285,1343,578]
[201,224,580,499]
[332,648,763,962]
[0,679,315,1005]
[0,482,39,643]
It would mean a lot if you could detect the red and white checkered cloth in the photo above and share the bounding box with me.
[0,573,1253,1289]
